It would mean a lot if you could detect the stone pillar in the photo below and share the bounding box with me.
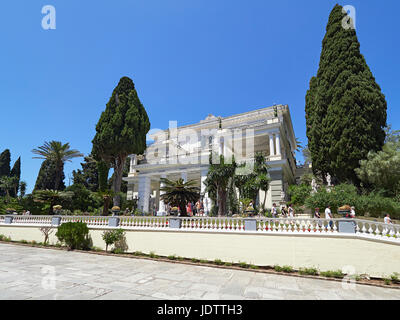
[269,134,275,156]
[275,133,281,156]
[158,174,167,216]
[138,175,151,214]
[201,168,211,215]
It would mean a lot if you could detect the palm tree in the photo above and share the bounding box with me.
[0,176,17,202]
[160,178,200,217]
[19,181,27,198]
[205,154,237,217]
[32,141,83,190]
[96,189,115,216]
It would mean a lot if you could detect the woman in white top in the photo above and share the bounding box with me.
[384,214,392,225]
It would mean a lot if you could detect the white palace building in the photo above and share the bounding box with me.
[124,104,298,215]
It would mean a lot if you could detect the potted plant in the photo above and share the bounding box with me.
[111,206,121,216]
[53,205,62,215]
[170,207,179,216]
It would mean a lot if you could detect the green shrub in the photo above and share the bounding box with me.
[20,240,28,244]
[390,273,400,283]
[102,229,126,252]
[149,251,158,258]
[299,267,319,276]
[133,251,144,256]
[320,270,344,279]
[55,222,91,250]
[214,259,224,265]
[224,262,233,266]
[249,264,259,269]
[191,258,200,263]
[168,255,177,260]
[238,261,250,269]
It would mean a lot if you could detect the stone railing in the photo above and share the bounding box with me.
[1,215,399,244]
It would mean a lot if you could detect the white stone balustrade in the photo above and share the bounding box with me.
[1,216,399,244]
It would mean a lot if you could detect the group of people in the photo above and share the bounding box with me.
[164,199,206,216]
[271,203,295,218]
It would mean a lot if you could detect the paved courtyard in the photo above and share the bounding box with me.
[0,243,399,300]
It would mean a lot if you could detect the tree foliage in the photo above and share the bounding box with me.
[92,77,150,206]
[32,141,83,190]
[34,159,66,191]
[160,178,200,216]
[305,4,387,184]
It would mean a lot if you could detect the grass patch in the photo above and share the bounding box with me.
[191,258,200,263]
[167,255,177,260]
[390,273,400,283]
[20,240,28,244]
[199,259,208,264]
[214,259,224,265]
[149,251,158,258]
[133,251,144,256]
[238,261,250,269]
[224,262,233,266]
[249,264,259,270]
[299,267,319,276]
[274,265,294,273]
[320,270,345,279]
[384,278,392,285]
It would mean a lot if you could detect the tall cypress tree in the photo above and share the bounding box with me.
[305,4,387,184]
[92,77,150,206]
[34,159,66,191]
[0,149,11,178]
[10,157,21,197]
[0,149,11,196]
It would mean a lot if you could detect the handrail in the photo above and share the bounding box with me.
[1,215,399,243]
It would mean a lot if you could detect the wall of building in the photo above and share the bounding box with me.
[1,225,399,278]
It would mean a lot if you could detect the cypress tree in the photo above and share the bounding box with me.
[34,159,66,191]
[92,77,150,206]
[0,149,11,178]
[10,157,21,197]
[0,149,11,196]
[305,4,387,184]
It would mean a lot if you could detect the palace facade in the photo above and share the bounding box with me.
[124,104,297,215]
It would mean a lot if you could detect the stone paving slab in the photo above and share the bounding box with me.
[0,243,400,300]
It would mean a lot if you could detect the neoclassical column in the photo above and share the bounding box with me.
[201,168,211,215]
[158,174,167,215]
[275,133,281,156]
[138,175,151,214]
[269,134,275,156]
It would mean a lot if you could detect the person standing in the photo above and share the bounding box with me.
[288,204,295,218]
[384,214,392,225]
[325,205,333,229]
[271,203,277,218]
[350,206,356,218]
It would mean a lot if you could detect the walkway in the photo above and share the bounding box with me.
[0,243,399,300]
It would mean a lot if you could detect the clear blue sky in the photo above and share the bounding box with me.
[1,0,399,193]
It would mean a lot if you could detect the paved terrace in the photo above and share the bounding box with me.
[0,243,399,300]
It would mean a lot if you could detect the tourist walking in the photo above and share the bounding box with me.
[271,203,277,218]
[350,206,356,218]
[384,214,392,225]
[288,204,295,218]
[325,205,333,229]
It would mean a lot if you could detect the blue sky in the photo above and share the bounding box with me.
[1,0,399,193]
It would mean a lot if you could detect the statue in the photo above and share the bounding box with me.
[311,178,317,194]
[326,173,332,187]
